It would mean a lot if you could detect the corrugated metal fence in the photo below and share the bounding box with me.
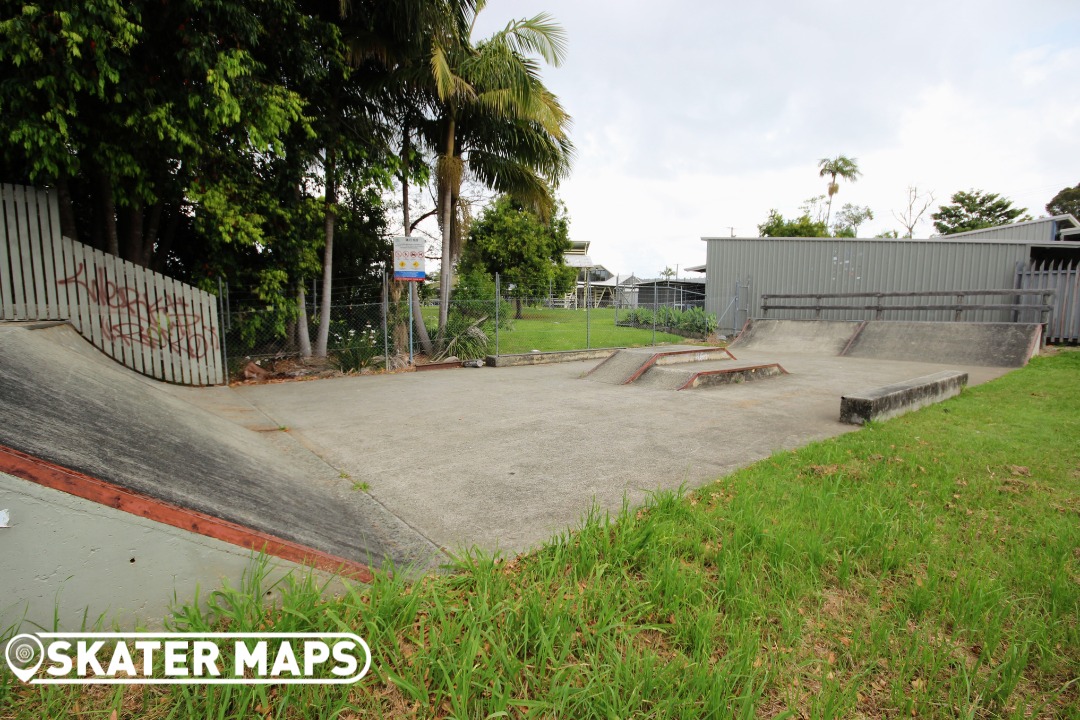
[0,183,223,385]
[705,237,1034,334]
[1017,260,1080,343]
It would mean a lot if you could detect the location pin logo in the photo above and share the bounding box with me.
[5,634,44,683]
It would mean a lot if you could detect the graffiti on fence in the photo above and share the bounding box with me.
[58,262,218,360]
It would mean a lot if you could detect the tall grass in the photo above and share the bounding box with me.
[3,353,1078,718]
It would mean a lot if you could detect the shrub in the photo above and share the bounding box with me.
[332,324,382,372]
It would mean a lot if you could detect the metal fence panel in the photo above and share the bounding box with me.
[1018,260,1080,342]
[704,237,1034,334]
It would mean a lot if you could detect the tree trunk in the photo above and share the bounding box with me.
[142,201,163,267]
[125,205,144,265]
[314,149,337,358]
[98,170,119,256]
[56,179,78,242]
[297,285,312,357]
[400,124,433,355]
[437,118,457,340]
[152,207,178,273]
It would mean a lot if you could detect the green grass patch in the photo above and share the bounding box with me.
[418,306,687,355]
[491,307,685,354]
[3,354,1078,718]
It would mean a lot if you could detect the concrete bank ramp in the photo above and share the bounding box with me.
[583,345,725,386]
[842,321,1041,367]
[729,319,863,355]
[0,323,440,570]
[732,319,1041,367]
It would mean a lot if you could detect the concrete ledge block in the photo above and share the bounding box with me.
[485,348,622,367]
[680,363,788,390]
[840,370,968,425]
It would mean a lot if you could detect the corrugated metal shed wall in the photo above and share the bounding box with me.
[704,237,1032,333]
[942,218,1058,243]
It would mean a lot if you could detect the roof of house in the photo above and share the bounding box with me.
[636,277,706,286]
[701,215,1080,247]
[590,274,641,287]
[930,214,1080,243]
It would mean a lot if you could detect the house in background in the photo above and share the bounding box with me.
[633,277,707,310]
[558,240,636,307]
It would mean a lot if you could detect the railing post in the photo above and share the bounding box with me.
[495,272,500,357]
[382,268,389,372]
[218,278,228,382]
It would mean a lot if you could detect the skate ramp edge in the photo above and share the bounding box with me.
[0,449,369,633]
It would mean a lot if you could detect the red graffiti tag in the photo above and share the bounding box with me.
[58,263,219,360]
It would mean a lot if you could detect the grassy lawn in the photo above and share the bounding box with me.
[3,353,1078,718]
[494,307,685,353]
[420,306,685,354]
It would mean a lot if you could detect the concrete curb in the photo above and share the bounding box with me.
[486,348,622,367]
[839,370,968,425]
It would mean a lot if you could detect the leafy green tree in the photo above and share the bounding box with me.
[931,190,1030,235]
[0,0,310,266]
[758,210,829,238]
[424,4,574,338]
[833,203,874,237]
[461,195,575,319]
[1046,183,1080,218]
[817,155,861,228]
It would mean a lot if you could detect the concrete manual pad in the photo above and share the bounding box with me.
[234,351,1011,555]
[0,324,442,571]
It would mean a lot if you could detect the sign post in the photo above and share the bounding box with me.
[393,237,426,364]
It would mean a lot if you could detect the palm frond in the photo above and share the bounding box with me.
[430,44,475,102]
[497,13,568,67]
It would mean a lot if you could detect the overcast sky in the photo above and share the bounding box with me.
[461,0,1080,279]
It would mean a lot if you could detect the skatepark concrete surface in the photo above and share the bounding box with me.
[1,319,1025,566]
[0,323,442,570]
[224,344,1012,555]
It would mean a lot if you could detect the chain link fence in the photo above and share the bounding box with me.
[217,274,719,380]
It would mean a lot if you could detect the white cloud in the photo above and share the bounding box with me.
[459,0,1080,275]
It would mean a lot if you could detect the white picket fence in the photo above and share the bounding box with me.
[0,183,223,385]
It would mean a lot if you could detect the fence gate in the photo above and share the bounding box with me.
[1016,260,1080,343]
[0,183,223,385]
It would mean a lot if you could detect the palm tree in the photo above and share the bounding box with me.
[425,4,574,337]
[817,155,861,229]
